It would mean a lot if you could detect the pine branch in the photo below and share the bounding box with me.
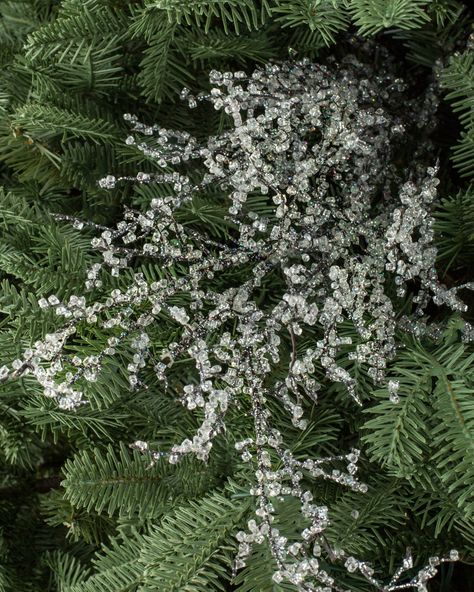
[272,0,350,46]
[348,0,431,36]
[441,49,474,180]
[43,550,90,592]
[432,376,474,516]
[434,188,474,272]
[61,442,226,518]
[184,29,276,64]
[361,355,432,478]
[137,22,194,104]
[66,529,146,592]
[11,103,119,145]
[325,481,407,556]
[138,490,250,591]
[144,0,270,35]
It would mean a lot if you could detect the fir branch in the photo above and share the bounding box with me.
[184,29,276,64]
[43,550,90,591]
[66,528,146,592]
[434,188,474,273]
[139,490,250,591]
[11,103,119,145]
[432,376,474,516]
[348,0,431,36]
[361,348,432,478]
[145,0,271,35]
[137,22,194,104]
[272,0,350,46]
[61,442,225,518]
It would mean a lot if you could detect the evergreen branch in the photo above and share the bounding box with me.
[67,529,146,592]
[144,0,270,35]
[348,0,431,36]
[40,489,116,546]
[0,0,47,46]
[434,189,474,272]
[0,411,43,469]
[67,491,249,592]
[27,36,125,99]
[0,281,38,318]
[137,22,194,104]
[432,376,474,516]
[139,490,250,591]
[24,3,128,52]
[19,396,127,444]
[451,128,474,179]
[62,442,167,518]
[61,442,224,518]
[325,481,407,555]
[391,9,467,68]
[441,51,474,128]
[412,471,474,545]
[283,25,329,56]
[11,103,119,145]
[61,142,125,191]
[43,550,90,591]
[441,48,474,180]
[184,30,276,64]
[0,243,43,286]
[0,130,63,190]
[361,348,432,478]
[427,0,463,28]
[272,0,350,46]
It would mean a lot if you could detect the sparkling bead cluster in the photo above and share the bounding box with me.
[1,55,465,589]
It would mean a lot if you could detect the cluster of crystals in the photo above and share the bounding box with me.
[232,394,367,590]
[0,55,465,588]
[343,548,459,592]
[261,547,459,592]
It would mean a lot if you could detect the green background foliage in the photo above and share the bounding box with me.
[0,1,473,590]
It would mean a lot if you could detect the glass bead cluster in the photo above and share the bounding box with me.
[2,55,466,590]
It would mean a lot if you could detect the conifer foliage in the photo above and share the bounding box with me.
[0,1,473,591]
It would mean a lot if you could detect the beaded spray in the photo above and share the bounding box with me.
[2,54,471,590]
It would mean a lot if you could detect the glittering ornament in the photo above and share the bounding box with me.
[2,53,466,590]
